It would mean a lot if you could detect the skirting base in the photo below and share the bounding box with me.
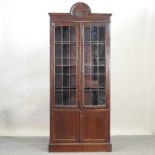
[49,143,112,152]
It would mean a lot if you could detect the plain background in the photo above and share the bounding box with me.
[0,0,155,136]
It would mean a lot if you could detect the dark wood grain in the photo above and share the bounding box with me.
[49,2,112,152]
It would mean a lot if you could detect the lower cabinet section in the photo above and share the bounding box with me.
[50,109,111,152]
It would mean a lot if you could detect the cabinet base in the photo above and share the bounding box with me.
[49,143,112,152]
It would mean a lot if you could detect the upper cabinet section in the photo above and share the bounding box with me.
[49,2,112,23]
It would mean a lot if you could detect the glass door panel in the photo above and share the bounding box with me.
[55,26,77,106]
[83,25,106,106]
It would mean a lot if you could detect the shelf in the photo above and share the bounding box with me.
[84,41,105,44]
[55,64,76,66]
[55,57,76,59]
[55,74,76,75]
[55,41,76,44]
[84,64,106,66]
[84,57,105,59]
[84,87,105,89]
[84,73,105,75]
[55,87,76,89]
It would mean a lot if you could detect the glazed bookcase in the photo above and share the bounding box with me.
[49,2,112,152]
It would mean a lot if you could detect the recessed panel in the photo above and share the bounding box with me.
[82,110,109,142]
[53,110,79,142]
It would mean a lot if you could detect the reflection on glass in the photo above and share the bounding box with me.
[92,44,98,58]
[98,90,105,105]
[91,27,97,41]
[92,58,98,66]
[92,66,98,74]
[91,90,98,105]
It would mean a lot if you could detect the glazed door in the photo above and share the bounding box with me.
[51,24,81,143]
[54,25,79,107]
[80,23,110,143]
[51,23,110,143]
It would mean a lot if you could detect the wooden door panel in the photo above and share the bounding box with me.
[52,110,79,143]
[81,110,110,143]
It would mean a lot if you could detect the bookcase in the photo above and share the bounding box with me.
[49,2,112,152]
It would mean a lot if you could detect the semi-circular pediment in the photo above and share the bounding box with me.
[70,2,91,17]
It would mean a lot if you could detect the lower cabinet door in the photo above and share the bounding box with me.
[81,109,110,143]
[51,109,110,144]
[52,109,79,143]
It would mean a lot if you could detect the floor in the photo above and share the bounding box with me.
[0,136,155,155]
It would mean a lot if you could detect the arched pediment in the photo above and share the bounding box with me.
[70,2,91,17]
